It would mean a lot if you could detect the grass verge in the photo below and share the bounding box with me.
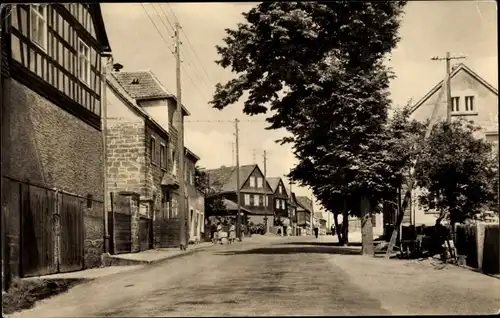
[2,278,87,315]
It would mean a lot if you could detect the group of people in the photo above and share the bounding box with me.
[211,220,237,245]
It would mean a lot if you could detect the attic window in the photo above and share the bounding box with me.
[131,78,140,84]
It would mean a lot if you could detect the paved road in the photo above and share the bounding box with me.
[12,235,500,317]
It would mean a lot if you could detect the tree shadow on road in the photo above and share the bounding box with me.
[215,243,362,256]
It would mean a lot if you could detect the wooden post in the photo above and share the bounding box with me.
[174,22,187,250]
[361,196,374,256]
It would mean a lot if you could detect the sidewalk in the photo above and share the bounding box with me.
[330,253,500,315]
[104,242,214,266]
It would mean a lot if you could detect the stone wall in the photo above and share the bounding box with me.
[106,120,146,209]
[2,79,105,280]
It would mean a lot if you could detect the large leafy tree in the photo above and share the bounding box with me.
[414,121,497,224]
[211,2,407,247]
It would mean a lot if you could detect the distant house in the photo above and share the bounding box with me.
[204,164,274,229]
[296,196,313,235]
[266,177,289,226]
[286,188,299,236]
[408,63,498,226]
[2,3,111,283]
[107,69,192,248]
[184,149,205,243]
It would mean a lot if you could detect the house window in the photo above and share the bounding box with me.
[171,151,177,176]
[253,194,259,206]
[259,195,264,206]
[451,97,460,112]
[249,177,256,187]
[78,38,91,85]
[190,170,194,185]
[465,96,475,112]
[244,194,250,206]
[279,185,283,194]
[150,136,156,164]
[257,177,263,188]
[281,200,286,210]
[30,5,48,51]
[172,197,178,217]
[264,196,268,207]
[160,143,166,170]
[276,199,280,209]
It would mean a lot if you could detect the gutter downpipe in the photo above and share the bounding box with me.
[101,52,112,255]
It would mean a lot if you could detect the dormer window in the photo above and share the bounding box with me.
[250,177,256,187]
[465,96,475,112]
[30,5,48,51]
[451,97,460,112]
[257,177,263,188]
[131,78,140,84]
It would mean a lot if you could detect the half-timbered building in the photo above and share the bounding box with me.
[1,4,111,285]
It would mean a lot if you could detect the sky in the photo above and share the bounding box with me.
[101,1,498,217]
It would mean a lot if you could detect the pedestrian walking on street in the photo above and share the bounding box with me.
[229,222,236,244]
[314,226,319,238]
[286,225,292,237]
[217,222,223,245]
[211,222,218,244]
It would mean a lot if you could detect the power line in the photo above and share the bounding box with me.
[140,3,174,55]
[149,3,174,39]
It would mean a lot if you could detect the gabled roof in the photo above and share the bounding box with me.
[222,199,251,213]
[296,196,313,213]
[185,148,200,163]
[266,177,282,193]
[88,4,111,53]
[106,74,169,138]
[111,70,190,115]
[205,164,271,193]
[410,63,498,115]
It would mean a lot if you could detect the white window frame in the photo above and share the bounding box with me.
[276,199,280,209]
[160,143,166,170]
[252,195,258,206]
[30,5,48,51]
[244,194,250,206]
[249,177,256,187]
[451,96,460,112]
[281,200,286,209]
[257,177,263,188]
[279,185,283,194]
[150,136,156,164]
[78,38,91,85]
[464,95,475,112]
[171,150,177,176]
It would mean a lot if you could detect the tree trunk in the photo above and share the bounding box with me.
[342,199,349,245]
[333,211,343,243]
[361,196,374,256]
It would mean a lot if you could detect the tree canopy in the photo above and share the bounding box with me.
[414,121,498,223]
[211,2,408,219]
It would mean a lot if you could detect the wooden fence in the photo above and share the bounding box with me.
[456,223,499,274]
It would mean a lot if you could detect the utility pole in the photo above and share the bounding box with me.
[175,22,187,250]
[431,52,467,123]
[231,142,235,166]
[263,150,268,232]
[235,119,242,240]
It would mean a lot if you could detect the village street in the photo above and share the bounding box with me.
[11,235,500,317]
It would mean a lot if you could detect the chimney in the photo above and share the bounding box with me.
[113,63,123,72]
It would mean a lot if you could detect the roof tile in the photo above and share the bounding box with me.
[112,71,172,100]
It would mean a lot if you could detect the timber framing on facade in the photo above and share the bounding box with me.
[5,4,110,129]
